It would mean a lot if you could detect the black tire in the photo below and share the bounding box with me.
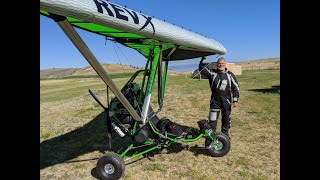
[205,132,231,157]
[96,152,125,180]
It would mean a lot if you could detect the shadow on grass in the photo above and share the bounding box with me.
[40,115,211,172]
[248,85,280,94]
[40,111,133,170]
[162,143,209,156]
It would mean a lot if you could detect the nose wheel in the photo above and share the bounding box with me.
[205,132,230,157]
[96,152,125,180]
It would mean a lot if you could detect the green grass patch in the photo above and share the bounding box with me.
[144,163,166,172]
[40,130,53,139]
[75,106,96,115]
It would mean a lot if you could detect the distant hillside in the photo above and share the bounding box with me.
[71,64,139,76]
[40,68,81,79]
[40,58,280,79]
[40,64,139,79]
[235,57,280,70]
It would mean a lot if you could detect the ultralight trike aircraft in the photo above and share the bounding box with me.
[40,0,230,179]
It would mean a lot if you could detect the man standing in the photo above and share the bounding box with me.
[198,57,240,138]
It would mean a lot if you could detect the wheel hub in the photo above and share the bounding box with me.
[212,140,223,150]
[104,164,115,174]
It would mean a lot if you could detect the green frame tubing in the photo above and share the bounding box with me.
[162,60,169,101]
[138,58,150,106]
[118,119,220,162]
[39,11,224,168]
[145,47,161,98]
[121,69,145,92]
[109,46,221,162]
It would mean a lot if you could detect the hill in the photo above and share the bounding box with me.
[40,63,181,79]
[235,57,280,70]
[40,64,139,79]
[40,57,280,79]
[40,68,81,79]
[71,64,140,76]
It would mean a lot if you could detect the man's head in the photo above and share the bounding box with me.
[216,57,226,71]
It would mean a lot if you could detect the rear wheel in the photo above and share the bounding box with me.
[96,152,125,180]
[205,132,230,157]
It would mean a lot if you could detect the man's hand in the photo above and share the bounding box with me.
[233,102,239,108]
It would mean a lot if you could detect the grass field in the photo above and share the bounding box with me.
[40,69,280,180]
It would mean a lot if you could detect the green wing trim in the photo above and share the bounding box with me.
[40,10,176,59]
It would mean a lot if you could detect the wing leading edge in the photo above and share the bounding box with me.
[40,0,226,60]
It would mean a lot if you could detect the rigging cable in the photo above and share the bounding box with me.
[114,42,137,69]
[110,41,127,75]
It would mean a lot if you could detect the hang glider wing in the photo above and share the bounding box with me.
[40,0,226,61]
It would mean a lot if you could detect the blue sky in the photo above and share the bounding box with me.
[40,0,280,70]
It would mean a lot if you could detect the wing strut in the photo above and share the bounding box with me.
[140,47,161,124]
[165,46,178,59]
[158,50,163,110]
[49,13,141,121]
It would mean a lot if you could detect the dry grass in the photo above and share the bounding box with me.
[71,64,139,76]
[40,69,280,180]
[40,68,81,79]
[235,58,280,70]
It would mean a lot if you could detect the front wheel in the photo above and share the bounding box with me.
[96,152,125,180]
[205,132,230,157]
